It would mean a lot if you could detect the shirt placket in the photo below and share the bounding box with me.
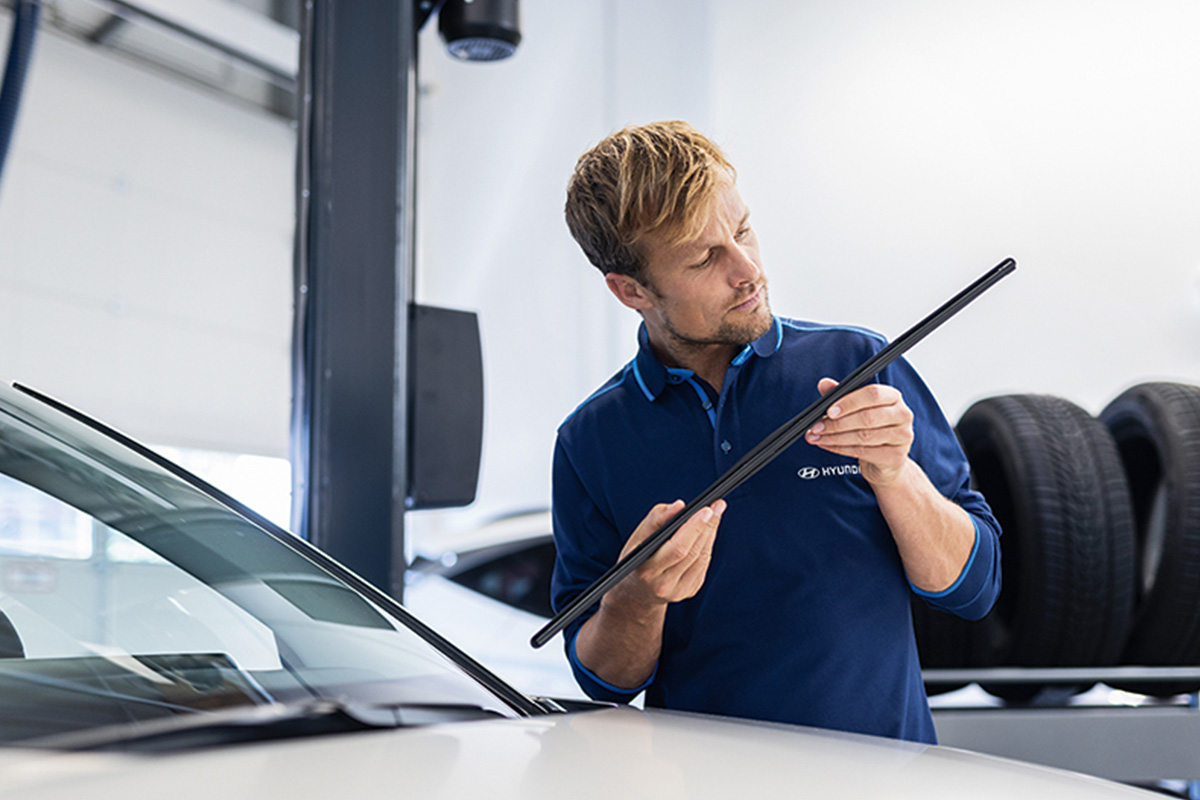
[667,365,746,469]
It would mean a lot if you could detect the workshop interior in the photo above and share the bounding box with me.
[1,1,1200,798]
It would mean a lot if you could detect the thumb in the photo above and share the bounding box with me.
[622,500,685,555]
[817,377,839,397]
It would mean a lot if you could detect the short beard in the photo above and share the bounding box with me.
[658,284,773,351]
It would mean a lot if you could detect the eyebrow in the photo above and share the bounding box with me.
[689,209,751,258]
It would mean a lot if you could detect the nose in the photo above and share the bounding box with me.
[727,242,761,287]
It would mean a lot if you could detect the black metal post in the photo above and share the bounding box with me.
[292,0,416,600]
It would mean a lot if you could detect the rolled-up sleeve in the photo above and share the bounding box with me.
[887,357,1003,622]
[909,512,1001,620]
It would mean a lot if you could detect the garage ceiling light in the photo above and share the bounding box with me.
[437,0,521,62]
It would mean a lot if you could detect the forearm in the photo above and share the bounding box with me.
[574,590,667,689]
[870,458,975,593]
[569,498,723,690]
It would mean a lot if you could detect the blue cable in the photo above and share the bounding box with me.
[0,0,42,190]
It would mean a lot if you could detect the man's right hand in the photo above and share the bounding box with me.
[611,498,725,607]
[573,498,725,690]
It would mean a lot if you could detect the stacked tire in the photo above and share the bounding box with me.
[1102,383,1200,696]
[914,383,1200,700]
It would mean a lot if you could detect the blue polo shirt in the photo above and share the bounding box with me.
[550,316,1001,743]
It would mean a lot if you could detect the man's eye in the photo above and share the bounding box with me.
[692,251,715,269]
[735,226,750,240]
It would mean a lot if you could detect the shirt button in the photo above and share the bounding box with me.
[721,440,731,453]
[702,401,712,410]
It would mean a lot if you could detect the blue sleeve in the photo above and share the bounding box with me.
[884,358,1003,621]
[550,436,655,703]
[909,514,1001,620]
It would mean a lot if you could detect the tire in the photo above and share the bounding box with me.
[1101,382,1200,696]
[912,596,993,695]
[955,394,1135,701]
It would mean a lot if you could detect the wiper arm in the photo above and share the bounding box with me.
[31,699,504,753]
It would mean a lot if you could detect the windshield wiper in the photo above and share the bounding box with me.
[533,257,1017,648]
[27,699,504,753]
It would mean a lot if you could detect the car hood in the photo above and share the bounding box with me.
[0,706,1150,799]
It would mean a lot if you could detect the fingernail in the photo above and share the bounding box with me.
[828,405,841,419]
[811,422,825,434]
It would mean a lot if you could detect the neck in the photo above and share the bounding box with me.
[645,329,738,393]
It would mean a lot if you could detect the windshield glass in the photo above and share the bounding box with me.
[0,386,521,745]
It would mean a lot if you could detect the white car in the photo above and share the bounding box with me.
[0,381,1158,799]
[405,510,583,699]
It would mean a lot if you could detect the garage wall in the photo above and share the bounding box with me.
[708,0,1200,421]
[0,13,294,458]
[412,0,713,530]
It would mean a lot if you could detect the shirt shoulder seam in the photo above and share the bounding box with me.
[560,364,634,428]
[778,318,888,345]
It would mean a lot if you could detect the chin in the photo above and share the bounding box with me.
[720,311,772,346]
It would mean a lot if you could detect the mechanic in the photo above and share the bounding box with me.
[549,120,1001,744]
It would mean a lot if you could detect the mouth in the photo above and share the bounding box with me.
[731,285,764,313]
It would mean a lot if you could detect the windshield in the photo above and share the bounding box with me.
[0,384,527,746]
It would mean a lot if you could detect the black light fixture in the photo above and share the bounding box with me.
[437,0,521,62]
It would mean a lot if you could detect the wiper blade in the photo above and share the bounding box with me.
[30,699,503,753]
[532,257,1016,648]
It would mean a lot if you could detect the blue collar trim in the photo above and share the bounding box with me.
[633,316,781,402]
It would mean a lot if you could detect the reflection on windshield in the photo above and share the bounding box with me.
[0,394,519,745]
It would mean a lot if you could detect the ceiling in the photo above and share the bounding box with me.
[3,0,299,117]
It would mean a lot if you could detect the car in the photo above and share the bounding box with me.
[405,509,583,699]
[0,380,1159,799]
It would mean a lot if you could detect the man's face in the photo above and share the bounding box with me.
[631,178,772,357]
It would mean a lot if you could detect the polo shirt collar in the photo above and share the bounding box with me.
[631,316,783,402]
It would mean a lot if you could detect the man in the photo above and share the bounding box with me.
[550,120,1000,743]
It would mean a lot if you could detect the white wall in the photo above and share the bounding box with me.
[412,0,713,532]
[709,0,1200,420]
[0,14,294,458]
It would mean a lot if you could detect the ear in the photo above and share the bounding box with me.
[605,272,655,311]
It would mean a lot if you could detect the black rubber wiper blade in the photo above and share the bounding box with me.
[31,699,503,753]
[532,257,1016,649]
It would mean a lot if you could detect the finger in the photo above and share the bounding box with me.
[669,545,717,599]
[650,501,723,595]
[809,424,912,450]
[654,499,724,567]
[810,386,910,441]
[817,377,839,397]
[809,438,911,462]
[825,383,903,420]
[621,499,685,557]
[811,380,898,439]
[807,403,914,453]
[810,403,912,439]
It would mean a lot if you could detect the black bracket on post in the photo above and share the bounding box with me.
[407,304,484,510]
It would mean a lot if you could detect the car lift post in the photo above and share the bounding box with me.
[291,0,418,600]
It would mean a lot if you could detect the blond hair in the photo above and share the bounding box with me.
[564,120,735,278]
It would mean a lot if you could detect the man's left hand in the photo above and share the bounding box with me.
[804,378,914,486]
